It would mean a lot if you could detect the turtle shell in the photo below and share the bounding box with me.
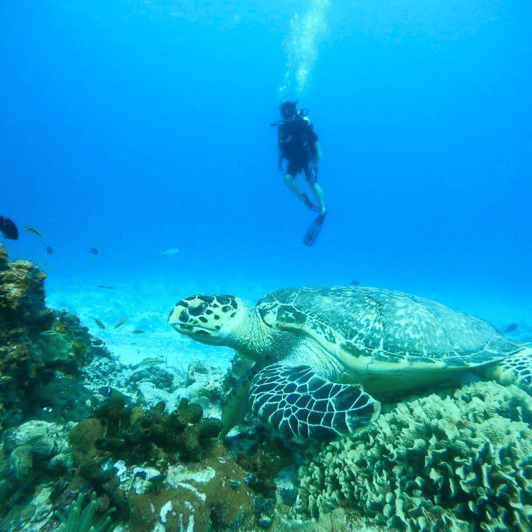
[256,286,520,369]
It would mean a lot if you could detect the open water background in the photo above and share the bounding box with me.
[1,0,531,328]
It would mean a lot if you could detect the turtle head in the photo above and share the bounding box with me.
[168,294,249,347]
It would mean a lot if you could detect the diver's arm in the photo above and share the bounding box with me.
[314,142,322,163]
[278,126,285,170]
[307,141,321,164]
[278,144,285,170]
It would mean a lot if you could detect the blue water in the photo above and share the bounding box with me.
[1,0,531,316]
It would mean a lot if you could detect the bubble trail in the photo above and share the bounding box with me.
[279,0,330,98]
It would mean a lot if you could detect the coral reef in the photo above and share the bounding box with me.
[0,240,290,530]
[296,381,532,531]
[0,392,276,531]
[55,491,115,532]
[65,396,269,532]
[0,243,110,429]
[0,245,302,531]
[40,313,94,366]
[2,420,70,480]
[0,245,54,428]
[121,451,255,532]
[92,396,223,463]
[0,420,72,520]
[82,356,225,420]
[0,244,49,326]
[235,425,294,498]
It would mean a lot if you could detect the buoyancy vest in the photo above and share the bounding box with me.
[278,113,319,161]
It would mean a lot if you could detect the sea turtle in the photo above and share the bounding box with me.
[168,286,532,440]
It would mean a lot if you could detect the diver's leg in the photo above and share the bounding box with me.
[285,174,320,212]
[302,181,327,246]
[309,183,326,215]
[283,173,305,201]
[306,164,326,215]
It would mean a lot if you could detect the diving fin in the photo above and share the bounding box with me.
[303,210,327,246]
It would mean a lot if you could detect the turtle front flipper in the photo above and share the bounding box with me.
[220,363,261,437]
[249,364,380,440]
[487,346,532,394]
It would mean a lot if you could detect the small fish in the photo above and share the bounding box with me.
[146,473,166,489]
[148,473,166,483]
[0,216,19,240]
[132,357,166,369]
[350,279,360,286]
[94,318,106,329]
[503,323,519,333]
[114,318,128,329]
[24,226,44,237]
[90,248,99,255]
[97,285,115,289]
[140,357,165,365]
[159,248,179,256]
[46,246,53,254]
[41,330,58,336]
[98,386,128,405]
[131,329,145,334]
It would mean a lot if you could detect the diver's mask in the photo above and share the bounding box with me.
[280,101,297,119]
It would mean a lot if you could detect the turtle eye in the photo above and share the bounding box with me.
[188,301,207,316]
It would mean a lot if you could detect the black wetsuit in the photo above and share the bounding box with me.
[278,115,319,184]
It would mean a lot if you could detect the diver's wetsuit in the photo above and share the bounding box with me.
[275,103,327,245]
[278,115,319,184]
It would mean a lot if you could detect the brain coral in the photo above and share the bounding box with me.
[296,381,532,532]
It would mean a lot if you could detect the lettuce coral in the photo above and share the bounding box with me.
[296,381,532,531]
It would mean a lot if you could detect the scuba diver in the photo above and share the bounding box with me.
[271,101,327,246]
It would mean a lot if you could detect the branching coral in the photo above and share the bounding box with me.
[91,396,222,463]
[296,381,532,532]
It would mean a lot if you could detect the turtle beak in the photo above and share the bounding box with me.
[168,296,229,345]
[168,293,246,348]
[168,302,213,335]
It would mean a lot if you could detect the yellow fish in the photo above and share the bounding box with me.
[139,357,165,366]
[131,357,166,370]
